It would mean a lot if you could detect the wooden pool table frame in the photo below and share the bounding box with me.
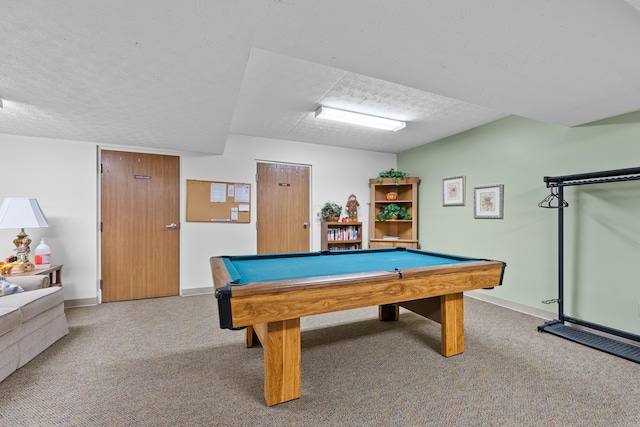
[211,249,506,406]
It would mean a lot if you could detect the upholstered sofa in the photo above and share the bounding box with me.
[0,275,68,382]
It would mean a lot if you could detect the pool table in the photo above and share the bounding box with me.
[210,247,506,406]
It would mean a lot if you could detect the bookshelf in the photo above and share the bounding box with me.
[369,177,419,249]
[321,222,362,251]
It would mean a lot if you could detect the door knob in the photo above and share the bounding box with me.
[303,222,309,229]
[165,223,178,229]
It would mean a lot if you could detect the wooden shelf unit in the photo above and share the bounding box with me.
[321,222,362,251]
[369,177,419,249]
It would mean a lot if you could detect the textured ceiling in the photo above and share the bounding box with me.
[1,1,640,154]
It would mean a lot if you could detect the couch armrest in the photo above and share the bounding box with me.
[5,275,51,291]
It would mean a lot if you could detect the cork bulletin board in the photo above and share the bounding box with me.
[186,179,251,223]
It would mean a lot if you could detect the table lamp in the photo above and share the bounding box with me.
[0,198,49,272]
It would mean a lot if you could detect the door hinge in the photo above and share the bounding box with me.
[99,279,103,290]
[99,222,103,232]
[100,163,103,173]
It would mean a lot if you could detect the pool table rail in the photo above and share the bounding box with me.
[211,256,505,330]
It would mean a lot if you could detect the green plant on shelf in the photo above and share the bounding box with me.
[376,204,411,221]
[320,202,343,222]
[376,168,409,185]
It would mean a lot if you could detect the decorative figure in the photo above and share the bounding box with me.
[15,236,31,261]
[346,194,360,222]
[11,236,34,272]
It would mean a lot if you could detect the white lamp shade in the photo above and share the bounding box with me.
[0,198,49,229]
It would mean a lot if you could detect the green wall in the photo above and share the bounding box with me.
[398,113,640,334]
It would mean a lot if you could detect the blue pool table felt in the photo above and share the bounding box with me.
[224,250,473,285]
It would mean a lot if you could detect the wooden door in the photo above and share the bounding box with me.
[101,150,180,302]
[257,162,310,254]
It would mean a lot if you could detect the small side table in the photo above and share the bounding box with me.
[6,264,63,287]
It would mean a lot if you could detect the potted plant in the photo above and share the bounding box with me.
[320,202,343,222]
[375,204,412,221]
[376,168,409,185]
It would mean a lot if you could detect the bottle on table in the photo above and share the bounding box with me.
[34,238,51,269]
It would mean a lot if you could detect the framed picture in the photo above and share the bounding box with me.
[442,176,465,206]
[474,184,504,219]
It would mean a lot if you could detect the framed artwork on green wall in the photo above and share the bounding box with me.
[474,184,504,219]
[442,176,465,206]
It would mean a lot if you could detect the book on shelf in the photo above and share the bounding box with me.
[382,236,399,240]
[327,225,360,241]
[328,244,360,251]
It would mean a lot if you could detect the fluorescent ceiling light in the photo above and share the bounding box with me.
[315,106,406,131]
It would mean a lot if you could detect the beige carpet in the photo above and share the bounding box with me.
[1,294,640,426]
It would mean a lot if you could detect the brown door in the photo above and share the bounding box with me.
[257,162,310,254]
[101,150,180,302]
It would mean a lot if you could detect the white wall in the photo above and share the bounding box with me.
[0,135,98,301]
[180,134,395,292]
[0,133,395,302]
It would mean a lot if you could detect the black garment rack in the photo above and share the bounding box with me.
[537,166,640,363]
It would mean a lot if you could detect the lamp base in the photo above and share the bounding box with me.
[13,228,28,248]
[10,229,34,274]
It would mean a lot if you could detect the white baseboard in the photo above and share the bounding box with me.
[181,287,214,296]
[64,297,99,308]
[63,287,214,308]
[465,290,556,321]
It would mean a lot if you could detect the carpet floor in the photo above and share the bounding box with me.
[1,294,639,426]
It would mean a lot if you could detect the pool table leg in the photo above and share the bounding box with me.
[245,325,258,348]
[253,318,301,406]
[378,304,399,321]
[440,292,464,357]
[394,294,465,357]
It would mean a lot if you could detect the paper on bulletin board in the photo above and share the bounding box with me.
[231,207,238,221]
[210,183,226,202]
[238,204,249,212]
[235,184,250,203]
